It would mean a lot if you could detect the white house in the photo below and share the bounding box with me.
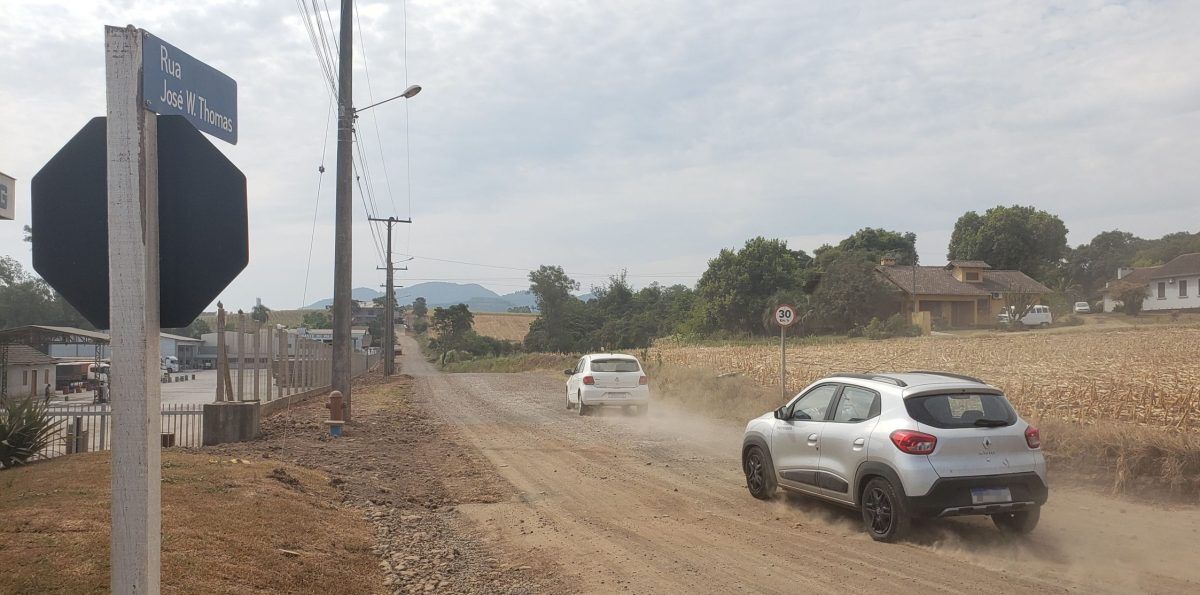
[3,345,57,399]
[1103,253,1200,313]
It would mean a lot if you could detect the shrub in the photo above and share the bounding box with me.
[412,320,429,334]
[862,314,921,340]
[0,397,62,469]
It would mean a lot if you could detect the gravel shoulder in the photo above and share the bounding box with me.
[399,335,1200,594]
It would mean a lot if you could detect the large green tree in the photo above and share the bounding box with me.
[524,265,582,352]
[429,304,475,364]
[691,237,814,335]
[815,228,918,269]
[301,310,330,328]
[0,256,91,329]
[411,297,428,319]
[947,205,1068,280]
[250,302,271,324]
[811,253,898,333]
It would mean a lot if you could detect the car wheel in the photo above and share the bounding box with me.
[861,477,910,542]
[578,391,588,416]
[992,506,1040,535]
[743,445,777,500]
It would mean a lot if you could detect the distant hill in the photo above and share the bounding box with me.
[303,287,383,310]
[499,290,538,309]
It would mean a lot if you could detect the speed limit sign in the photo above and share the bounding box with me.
[774,304,797,327]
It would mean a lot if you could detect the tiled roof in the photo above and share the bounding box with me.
[945,260,993,269]
[1149,253,1200,279]
[877,265,1049,296]
[4,345,56,366]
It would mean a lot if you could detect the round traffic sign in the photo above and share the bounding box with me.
[774,304,797,327]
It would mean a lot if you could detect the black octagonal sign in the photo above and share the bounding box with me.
[31,115,248,329]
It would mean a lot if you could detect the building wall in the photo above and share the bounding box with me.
[4,364,57,398]
[1143,276,1200,311]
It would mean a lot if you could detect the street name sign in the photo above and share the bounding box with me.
[142,30,238,144]
[31,116,248,328]
[0,171,13,220]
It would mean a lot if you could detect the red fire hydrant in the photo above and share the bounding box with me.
[324,390,345,437]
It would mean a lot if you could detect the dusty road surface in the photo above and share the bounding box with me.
[400,336,1200,594]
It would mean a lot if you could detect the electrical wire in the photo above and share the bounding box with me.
[354,0,399,218]
[299,96,335,308]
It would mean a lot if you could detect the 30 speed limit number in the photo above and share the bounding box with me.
[774,304,797,327]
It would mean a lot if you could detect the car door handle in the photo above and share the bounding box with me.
[853,438,866,446]
[852,437,866,451]
[806,433,819,448]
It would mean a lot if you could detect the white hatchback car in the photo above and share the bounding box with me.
[564,354,649,416]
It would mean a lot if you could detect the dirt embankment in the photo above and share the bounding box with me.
[0,451,378,593]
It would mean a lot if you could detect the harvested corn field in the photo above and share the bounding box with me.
[650,325,1200,430]
[469,312,536,342]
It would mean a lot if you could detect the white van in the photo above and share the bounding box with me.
[998,305,1053,327]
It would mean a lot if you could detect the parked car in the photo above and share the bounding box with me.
[563,354,649,416]
[741,371,1047,542]
[998,304,1053,327]
[1073,302,1091,314]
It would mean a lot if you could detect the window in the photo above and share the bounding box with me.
[589,358,641,373]
[1158,282,1167,299]
[965,271,980,281]
[832,386,881,423]
[1180,280,1188,298]
[22,370,28,386]
[904,393,1017,429]
[575,359,585,374]
[788,384,839,421]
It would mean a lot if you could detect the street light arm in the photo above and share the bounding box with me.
[355,84,421,113]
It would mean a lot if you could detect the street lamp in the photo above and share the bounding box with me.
[355,84,422,114]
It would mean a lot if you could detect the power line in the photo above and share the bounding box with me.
[299,96,336,309]
[354,0,399,217]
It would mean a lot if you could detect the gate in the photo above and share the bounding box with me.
[39,403,204,460]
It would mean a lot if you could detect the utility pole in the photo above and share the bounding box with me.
[332,0,355,420]
[369,216,411,376]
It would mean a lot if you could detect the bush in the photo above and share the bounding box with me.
[862,314,921,340]
[412,320,429,334]
[0,397,62,469]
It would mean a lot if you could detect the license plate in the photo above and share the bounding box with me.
[970,487,1012,504]
[607,392,628,399]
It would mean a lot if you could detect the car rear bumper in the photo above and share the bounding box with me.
[580,385,648,405]
[905,472,1048,518]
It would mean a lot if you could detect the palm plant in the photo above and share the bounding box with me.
[0,397,63,469]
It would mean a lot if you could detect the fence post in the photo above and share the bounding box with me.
[236,311,245,401]
[252,325,261,402]
[277,328,285,399]
[215,303,226,402]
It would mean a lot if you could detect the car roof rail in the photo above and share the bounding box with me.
[832,373,908,387]
[907,370,985,384]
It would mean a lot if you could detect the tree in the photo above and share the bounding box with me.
[250,302,271,324]
[0,256,90,329]
[412,297,428,319]
[1111,281,1147,316]
[815,228,918,269]
[1063,230,1141,294]
[811,253,898,333]
[166,317,211,339]
[302,310,330,328]
[524,265,582,352]
[429,304,474,364]
[22,225,32,244]
[691,237,814,335]
[946,205,1068,280]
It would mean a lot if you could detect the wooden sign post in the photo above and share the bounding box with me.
[105,25,162,594]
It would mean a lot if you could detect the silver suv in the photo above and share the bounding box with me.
[741,372,1047,542]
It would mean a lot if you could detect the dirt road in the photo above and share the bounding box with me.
[399,336,1199,593]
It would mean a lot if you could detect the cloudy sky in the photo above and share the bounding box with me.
[2,0,1198,311]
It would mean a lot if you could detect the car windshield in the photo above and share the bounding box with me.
[589,358,640,373]
[905,393,1017,429]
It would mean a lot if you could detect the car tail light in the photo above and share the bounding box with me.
[890,430,937,455]
[639,375,648,385]
[582,376,595,385]
[1025,425,1041,449]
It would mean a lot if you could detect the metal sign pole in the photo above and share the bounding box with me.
[780,324,786,399]
[105,25,162,593]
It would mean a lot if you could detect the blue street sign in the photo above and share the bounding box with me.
[142,31,238,144]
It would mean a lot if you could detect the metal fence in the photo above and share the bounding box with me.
[39,403,204,460]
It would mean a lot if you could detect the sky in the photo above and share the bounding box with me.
[1,0,1198,311]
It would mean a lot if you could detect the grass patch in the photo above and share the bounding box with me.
[0,452,380,594]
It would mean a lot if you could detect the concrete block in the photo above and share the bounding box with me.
[202,401,261,446]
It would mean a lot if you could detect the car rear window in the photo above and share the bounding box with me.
[905,393,1017,429]
[589,359,641,373]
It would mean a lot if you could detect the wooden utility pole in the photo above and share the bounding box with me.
[105,24,161,594]
[369,216,411,376]
[331,0,355,420]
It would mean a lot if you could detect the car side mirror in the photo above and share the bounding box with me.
[564,369,574,376]
[773,407,785,420]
